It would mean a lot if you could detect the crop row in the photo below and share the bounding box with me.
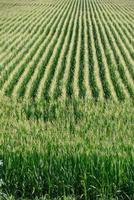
[0,0,134,101]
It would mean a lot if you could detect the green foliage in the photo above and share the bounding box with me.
[0,97,134,199]
[0,0,134,199]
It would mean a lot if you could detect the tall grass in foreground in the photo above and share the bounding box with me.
[0,96,134,200]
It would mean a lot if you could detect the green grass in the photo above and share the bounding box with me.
[0,95,134,200]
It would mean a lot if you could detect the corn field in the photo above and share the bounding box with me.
[0,0,134,199]
[0,0,134,100]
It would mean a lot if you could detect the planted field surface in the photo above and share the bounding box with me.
[0,97,134,199]
[0,0,134,100]
[0,1,134,199]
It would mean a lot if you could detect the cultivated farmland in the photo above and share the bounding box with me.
[0,0,134,100]
[0,0,134,200]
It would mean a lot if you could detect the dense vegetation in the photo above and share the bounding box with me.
[0,97,134,199]
[0,0,134,100]
[0,0,134,199]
